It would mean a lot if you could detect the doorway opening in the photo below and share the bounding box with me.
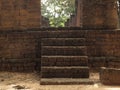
[41,0,76,27]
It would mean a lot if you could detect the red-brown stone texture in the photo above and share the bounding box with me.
[66,0,118,28]
[0,0,41,30]
[87,30,120,57]
[100,67,120,85]
[0,28,119,72]
[82,0,118,28]
[87,30,120,70]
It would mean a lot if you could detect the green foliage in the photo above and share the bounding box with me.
[41,0,75,27]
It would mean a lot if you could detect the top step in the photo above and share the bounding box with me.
[41,38,86,46]
[41,30,87,38]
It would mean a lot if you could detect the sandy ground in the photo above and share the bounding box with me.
[0,72,119,90]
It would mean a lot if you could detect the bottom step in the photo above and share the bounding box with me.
[40,78,96,85]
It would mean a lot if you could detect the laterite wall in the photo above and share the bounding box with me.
[0,30,41,72]
[87,30,120,57]
[0,28,120,72]
[87,30,120,70]
[0,0,41,30]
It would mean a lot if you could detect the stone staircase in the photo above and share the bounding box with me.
[40,30,92,85]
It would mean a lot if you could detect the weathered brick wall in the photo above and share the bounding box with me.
[87,30,120,57]
[0,0,41,30]
[0,30,42,72]
[100,67,120,85]
[87,30,117,56]
[66,0,118,28]
[0,28,120,72]
[82,0,118,29]
[0,32,37,59]
[87,30,120,70]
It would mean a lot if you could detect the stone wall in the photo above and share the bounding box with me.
[70,0,118,28]
[82,0,118,28]
[100,67,120,85]
[0,30,41,72]
[66,0,118,28]
[87,30,120,70]
[0,32,38,59]
[0,28,120,72]
[87,30,120,57]
[0,0,41,30]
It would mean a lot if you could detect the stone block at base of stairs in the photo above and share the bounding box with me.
[100,67,120,85]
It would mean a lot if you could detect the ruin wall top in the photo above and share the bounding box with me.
[76,0,118,29]
[0,0,41,30]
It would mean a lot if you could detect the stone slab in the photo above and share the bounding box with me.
[40,78,96,85]
[100,67,120,85]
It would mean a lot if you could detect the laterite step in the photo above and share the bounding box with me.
[40,30,89,85]
[40,78,95,85]
[41,30,87,38]
[41,66,89,78]
[41,56,88,66]
[41,46,87,56]
[41,38,86,46]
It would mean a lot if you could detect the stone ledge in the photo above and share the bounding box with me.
[100,67,120,85]
[40,78,97,85]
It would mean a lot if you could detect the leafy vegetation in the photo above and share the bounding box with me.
[41,0,75,27]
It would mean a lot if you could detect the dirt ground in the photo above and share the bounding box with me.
[0,72,119,90]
